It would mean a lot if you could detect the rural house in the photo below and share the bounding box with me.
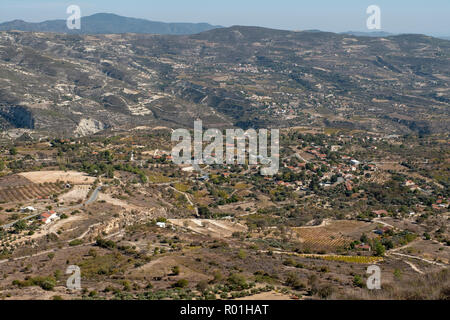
[40,211,58,224]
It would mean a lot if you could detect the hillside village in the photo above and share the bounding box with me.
[0,126,448,300]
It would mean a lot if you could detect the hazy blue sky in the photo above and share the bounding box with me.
[1,0,449,35]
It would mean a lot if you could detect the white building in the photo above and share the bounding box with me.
[156,222,166,228]
[40,211,59,224]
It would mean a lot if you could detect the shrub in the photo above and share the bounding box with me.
[283,258,296,267]
[317,285,334,299]
[227,274,247,290]
[69,239,83,246]
[196,280,209,293]
[172,279,189,288]
[172,266,180,276]
[353,275,364,288]
[88,249,97,257]
[96,238,116,249]
[13,276,56,291]
[285,272,305,290]
[237,249,247,259]
[212,271,223,283]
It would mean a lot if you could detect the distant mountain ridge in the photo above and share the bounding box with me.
[0,13,222,35]
[341,31,395,37]
[342,31,450,41]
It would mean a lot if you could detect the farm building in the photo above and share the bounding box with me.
[355,244,371,251]
[40,211,59,224]
[345,181,353,191]
[372,210,388,218]
[156,222,166,228]
[21,206,36,213]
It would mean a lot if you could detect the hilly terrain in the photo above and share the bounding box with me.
[0,25,449,302]
[0,26,449,139]
[0,13,221,35]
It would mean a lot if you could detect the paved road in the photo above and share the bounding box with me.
[0,186,102,230]
[1,212,41,230]
[85,186,101,205]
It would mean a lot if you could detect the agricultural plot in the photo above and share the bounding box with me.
[0,174,34,188]
[169,219,247,238]
[298,254,383,264]
[0,183,64,203]
[293,220,374,251]
[60,185,90,203]
[18,170,96,184]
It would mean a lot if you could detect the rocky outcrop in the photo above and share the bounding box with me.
[74,118,107,137]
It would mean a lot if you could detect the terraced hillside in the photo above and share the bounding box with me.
[0,175,64,203]
[0,27,448,138]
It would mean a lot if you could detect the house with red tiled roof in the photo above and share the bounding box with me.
[404,180,415,187]
[372,210,388,218]
[432,204,439,210]
[355,244,371,251]
[40,211,58,224]
[345,181,353,191]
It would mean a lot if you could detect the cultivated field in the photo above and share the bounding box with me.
[0,175,33,188]
[293,220,375,251]
[297,254,383,264]
[0,183,63,203]
[18,171,96,185]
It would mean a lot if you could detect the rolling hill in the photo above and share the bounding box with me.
[0,13,221,35]
[0,26,449,138]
